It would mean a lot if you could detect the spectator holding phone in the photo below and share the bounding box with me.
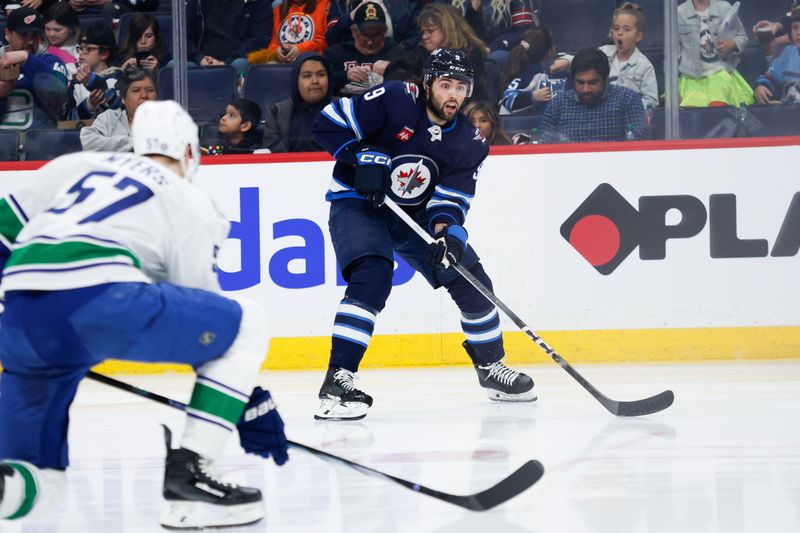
[754,7,800,104]
[67,22,123,120]
[119,14,171,73]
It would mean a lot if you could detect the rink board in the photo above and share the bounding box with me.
[0,137,798,372]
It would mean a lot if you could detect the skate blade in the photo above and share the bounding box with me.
[160,500,264,530]
[314,398,369,421]
[485,389,538,402]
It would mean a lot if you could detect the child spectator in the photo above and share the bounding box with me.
[262,52,333,151]
[754,7,800,104]
[464,100,511,144]
[44,3,80,80]
[498,27,559,115]
[413,3,489,101]
[206,98,264,154]
[119,14,171,73]
[550,3,657,113]
[752,1,798,62]
[676,0,753,107]
[67,22,122,120]
[248,0,331,64]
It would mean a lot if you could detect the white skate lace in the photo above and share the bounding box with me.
[198,458,239,489]
[333,368,358,392]
[485,362,520,387]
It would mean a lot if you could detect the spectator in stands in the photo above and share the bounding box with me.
[324,1,406,96]
[498,27,559,115]
[262,51,332,152]
[437,0,538,60]
[44,3,80,81]
[382,57,420,83]
[464,99,511,144]
[676,0,754,107]
[247,0,331,65]
[204,98,264,154]
[67,22,122,120]
[551,3,658,113]
[539,48,646,143]
[186,0,271,75]
[80,67,157,151]
[0,7,68,129]
[752,1,799,62]
[754,8,800,104]
[119,14,171,73]
[326,0,422,49]
[67,0,158,17]
[413,3,489,101]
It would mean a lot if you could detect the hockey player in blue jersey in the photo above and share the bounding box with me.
[312,48,537,421]
[0,101,288,529]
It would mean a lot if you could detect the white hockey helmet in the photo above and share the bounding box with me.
[132,100,200,179]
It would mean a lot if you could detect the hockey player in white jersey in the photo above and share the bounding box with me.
[0,100,288,529]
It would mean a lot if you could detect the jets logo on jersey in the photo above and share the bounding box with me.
[404,83,419,101]
[278,14,315,45]
[396,126,414,142]
[388,155,439,205]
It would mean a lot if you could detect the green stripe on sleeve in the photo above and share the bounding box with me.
[188,383,247,426]
[0,198,25,244]
[6,241,141,269]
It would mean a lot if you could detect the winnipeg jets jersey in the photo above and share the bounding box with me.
[313,81,490,231]
[0,152,228,293]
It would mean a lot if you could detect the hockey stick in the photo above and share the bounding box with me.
[383,197,674,417]
[85,370,544,511]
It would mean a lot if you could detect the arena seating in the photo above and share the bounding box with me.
[23,129,82,161]
[117,12,174,51]
[157,65,237,123]
[0,131,19,161]
[77,14,114,36]
[243,64,293,117]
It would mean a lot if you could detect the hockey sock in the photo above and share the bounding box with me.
[0,461,66,520]
[445,262,505,365]
[181,299,269,461]
[330,299,378,372]
[461,308,504,365]
[330,257,392,372]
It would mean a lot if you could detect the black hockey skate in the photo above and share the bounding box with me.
[464,341,537,402]
[160,425,264,529]
[314,366,373,421]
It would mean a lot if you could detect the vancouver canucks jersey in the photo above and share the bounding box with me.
[313,81,489,232]
[0,152,228,293]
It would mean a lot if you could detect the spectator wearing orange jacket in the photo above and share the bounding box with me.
[248,0,331,64]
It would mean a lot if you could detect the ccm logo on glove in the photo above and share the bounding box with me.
[356,152,391,166]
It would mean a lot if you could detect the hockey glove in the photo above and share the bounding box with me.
[354,145,392,208]
[425,225,468,271]
[237,387,289,466]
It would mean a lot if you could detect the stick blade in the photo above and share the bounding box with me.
[610,390,675,417]
[458,460,545,511]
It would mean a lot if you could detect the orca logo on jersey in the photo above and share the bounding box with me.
[388,154,438,205]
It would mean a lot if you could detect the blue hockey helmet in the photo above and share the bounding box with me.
[423,48,474,97]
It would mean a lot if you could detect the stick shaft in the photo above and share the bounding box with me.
[84,370,543,510]
[383,198,673,416]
